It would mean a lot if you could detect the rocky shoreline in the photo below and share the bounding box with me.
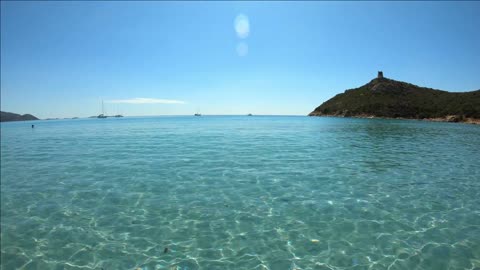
[309,113,480,125]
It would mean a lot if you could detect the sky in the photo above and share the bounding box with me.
[1,1,479,118]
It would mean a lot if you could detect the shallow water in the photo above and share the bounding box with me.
[1,116,480,270]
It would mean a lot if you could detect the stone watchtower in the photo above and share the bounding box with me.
[378,71,384,79]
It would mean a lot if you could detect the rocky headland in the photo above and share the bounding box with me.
[0,111,39,122]
[309,72,480,124]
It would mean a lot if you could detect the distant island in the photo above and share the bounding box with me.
[309,72,480,124]
[88,114,123,118]
[0,111,39,122]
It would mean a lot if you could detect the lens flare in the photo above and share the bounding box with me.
[236,42,248,57]
[234,14,250,39]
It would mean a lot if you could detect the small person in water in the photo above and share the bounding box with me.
[31,125,34,128]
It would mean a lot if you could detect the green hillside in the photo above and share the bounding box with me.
[309,75,480,121]
[0,111,39,122]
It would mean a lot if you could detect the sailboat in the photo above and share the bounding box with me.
[194,107,201,116]
[98,100,107,118]
[114,104,123,117]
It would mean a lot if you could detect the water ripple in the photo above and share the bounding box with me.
[1,116,479,269]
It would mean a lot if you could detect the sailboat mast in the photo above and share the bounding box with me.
[98,100,107,118]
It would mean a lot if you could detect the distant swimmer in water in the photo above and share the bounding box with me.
[32,125,34,128]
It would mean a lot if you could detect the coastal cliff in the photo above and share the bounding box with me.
[0,111,39,122]
[309,73,480,124]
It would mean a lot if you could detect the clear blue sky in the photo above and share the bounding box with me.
[1,1,479,118]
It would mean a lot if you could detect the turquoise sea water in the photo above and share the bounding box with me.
[1,116,480,270]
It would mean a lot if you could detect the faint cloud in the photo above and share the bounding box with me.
[234,14,250,39]
[107,98,186,104]
[236,42,248,57]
